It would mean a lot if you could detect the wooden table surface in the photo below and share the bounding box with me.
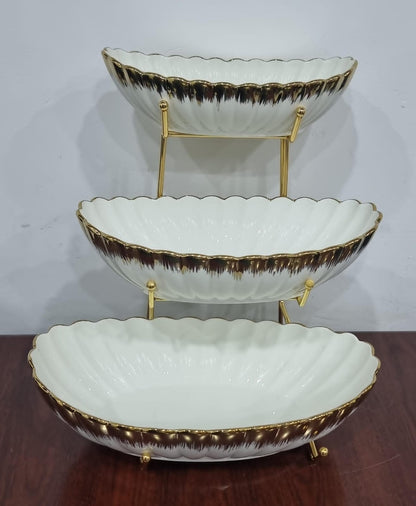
[0,332,415,506]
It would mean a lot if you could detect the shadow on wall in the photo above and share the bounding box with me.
[1,78,410,332]
[77,81,358,199]
[41,235,145,329]
[76,84,156,199]
[284,269,377,331]
[40,232,378,332]
[289,97,357,199]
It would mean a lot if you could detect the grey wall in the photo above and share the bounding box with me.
[0,0,414,333]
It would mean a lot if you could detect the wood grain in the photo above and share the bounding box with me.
[0,333,415,506]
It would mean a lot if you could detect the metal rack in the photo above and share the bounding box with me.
[142,100,329,462]
[156,99,306,199]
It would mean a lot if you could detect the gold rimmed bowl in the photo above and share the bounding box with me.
[28,317,379,462]
[102,48,357,137]
[77,196,382,304]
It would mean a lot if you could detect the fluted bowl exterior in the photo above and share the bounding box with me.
[102,48,357,137]
[28,317,379,462]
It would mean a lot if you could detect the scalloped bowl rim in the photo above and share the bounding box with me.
[103,48,358,88]
[28,317,380,434]
[77,195,382,261]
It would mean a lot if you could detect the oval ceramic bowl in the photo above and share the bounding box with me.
[28,317,379,462]
[77,196,382,304]
[102,48,357,137]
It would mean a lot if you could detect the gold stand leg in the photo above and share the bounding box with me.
[280,137,289,197]
[309,440,329,461]
[157,100,169,198]
[146,281,156,320]
[296,279,314,307]
[289,106,306,143]
[156,102,305,199]
[278,279,313,324]
[278,301,291,324]
[279,107,306,198]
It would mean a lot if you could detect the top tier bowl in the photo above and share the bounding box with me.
[102,48,357,137]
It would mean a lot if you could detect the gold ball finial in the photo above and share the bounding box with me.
[146,280,156,291]
[297,106,306,117]
[305,279,315,290]
[319,446,329,457]
[140,452,151,464]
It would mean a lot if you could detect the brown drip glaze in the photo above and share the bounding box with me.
[33,375,373,453]
[77,212,376,277]
[103,52,357,106]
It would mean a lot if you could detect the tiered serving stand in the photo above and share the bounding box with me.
[29,49,382,464]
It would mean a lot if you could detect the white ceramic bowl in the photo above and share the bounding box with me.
[77,196,382,304]
[28,317,379,462]
[102,48,357,137]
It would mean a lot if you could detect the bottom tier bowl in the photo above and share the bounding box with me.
[28,317,379,462]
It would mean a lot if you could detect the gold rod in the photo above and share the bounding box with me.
[278,301,291,324]
[280,137,289,197]
[156,102,304,196]
[309,440,329,460]
[309,440,319,459]
[296,279,315,307]
[169,132,286,140]
[157,101,169,198]
[160,100,169,138]
[146,281,156,320]
[289,106,306,143]
[157,136,167,198]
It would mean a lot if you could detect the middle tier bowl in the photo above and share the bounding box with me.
[77,196,382,304]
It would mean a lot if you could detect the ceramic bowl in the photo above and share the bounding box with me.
[77,196,382,304]
[102,48,357,137]
[28,317,379,462]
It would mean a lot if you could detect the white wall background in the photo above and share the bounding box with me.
[1,0,415,334]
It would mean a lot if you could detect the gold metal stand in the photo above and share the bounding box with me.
[278,301,292,324]
[309,440,329,460]
[148,101,329,463]
[146,281,167,320]
[156,100,305,198]
[279,106,305,197]
[146,281,156,320]
[279,138,290,198]
[278,279,315,324]
[157,101,169,198]
[296,279,315,307]
[147,278,313,326]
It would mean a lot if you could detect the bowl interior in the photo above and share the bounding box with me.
[31,318,378,430]
[105,49,355,85]
[79,196,380,256]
